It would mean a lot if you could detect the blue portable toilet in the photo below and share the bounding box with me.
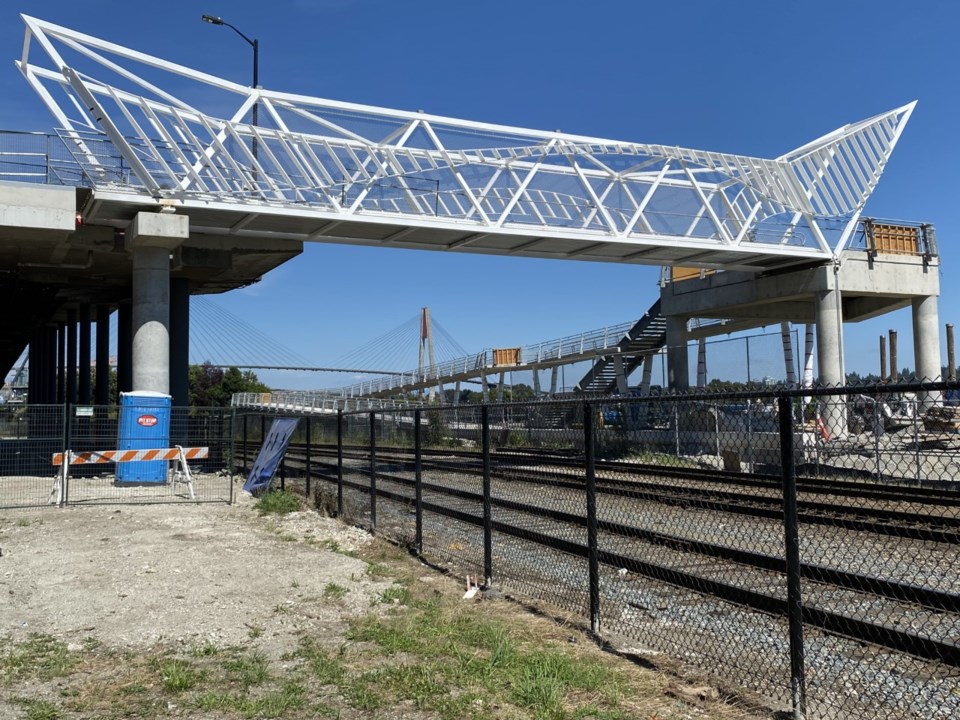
[116,391,172,483]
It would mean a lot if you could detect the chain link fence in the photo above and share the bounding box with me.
[0,404,234,508]
[240,381,960,720]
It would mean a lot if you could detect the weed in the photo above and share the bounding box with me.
[366,561,390,578]
[274,603,291,614]
[1,634,75,683]
[152,657,204,693]
[247,624,264,640]
[190,641,219,658]
[323,583,349,601]
[377,584,412,606]
[14,697,60,720]
[247,681,307,717]
[225,652,270,688]
[297,639,345,685]
[255,490,303,515]
[291,579,301,589]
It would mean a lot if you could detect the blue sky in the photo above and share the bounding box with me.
[3,1,958,391]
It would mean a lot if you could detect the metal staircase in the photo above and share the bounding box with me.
[575,300,667,394]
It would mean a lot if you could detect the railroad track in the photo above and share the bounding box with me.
[244,442,960,542]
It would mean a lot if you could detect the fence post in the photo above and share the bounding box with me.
[482,404,493,587]
[778,394,807,719]
[62,401,72,506]
[228,407,236,505]
[414,408,423,555]
[369,410,377,532]
[242,413,248,475]
[337,409,344,517]
[305,416,312,498]
[584,400,600,635]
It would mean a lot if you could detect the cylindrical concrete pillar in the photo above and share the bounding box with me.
[66,308,78,405]
[132,245,171,394]
[815,287,845,439]
[169,278,190,408]
[79,304,91,404]
[95,304,111,405]
[889,330,898,383]
[117,302,133,395]
[665,316,690,392]
[912,295,942,407]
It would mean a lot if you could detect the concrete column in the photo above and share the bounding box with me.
[66,308,78,404]
[815,286,846,439]
[815,287,844,387]
[117,302,133,395]
[169,277,190,408]
[549,367,558,396]
[665,315,689,392]
[127,211,188,395]
[481,373,489,403]
[95,304,110,405]
[532,368,541,397]
[79,304,91,404]
[640,355,653,395]
[613,355,628,394]
[912,294,942,407]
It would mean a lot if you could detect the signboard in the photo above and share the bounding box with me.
[137,414,158,427]
[75,406,94,417]
[243,417,300,495]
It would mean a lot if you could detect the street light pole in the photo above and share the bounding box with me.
[202,15,259,176]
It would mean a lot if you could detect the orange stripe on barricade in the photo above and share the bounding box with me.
[51,447,210,466]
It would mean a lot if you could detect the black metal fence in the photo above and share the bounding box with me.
[240,381,960,720]
[0,404,234,508]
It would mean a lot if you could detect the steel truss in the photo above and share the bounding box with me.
[18,15,914,270]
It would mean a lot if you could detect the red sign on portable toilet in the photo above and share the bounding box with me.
[137,415,158,427]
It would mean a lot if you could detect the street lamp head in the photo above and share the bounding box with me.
[201,15,224,25]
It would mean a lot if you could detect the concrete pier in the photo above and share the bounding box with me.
[127,212,188,395]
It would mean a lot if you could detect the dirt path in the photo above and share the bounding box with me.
[1,491,388,657]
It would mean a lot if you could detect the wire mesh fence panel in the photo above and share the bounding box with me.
[0,405,64,509]
[338,411,374,530]
[58,405,233,505]
[410,405,486,580]
[596,393,795,711]
[790,385,960,720]
[369,409,418,549]
[484,401,591,614]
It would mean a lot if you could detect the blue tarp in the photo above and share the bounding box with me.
[243,417,300,495]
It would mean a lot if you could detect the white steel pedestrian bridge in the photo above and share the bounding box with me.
[18,15,914,273]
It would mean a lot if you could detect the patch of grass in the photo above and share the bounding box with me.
[225,652,270,688]
[323,583,349,601]
[190,641,219,658]
[152,657,205,693]
[377,584,412,606]
[296,638,344,685]
[246,681,307,718]
[246,624,264,640]
[365,561,390,578]
[0,634,76,683]
[255,490,303,515]
[346,598,626,720]
[14,697,60,720]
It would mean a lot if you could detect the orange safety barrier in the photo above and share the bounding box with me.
[52,446,209,466]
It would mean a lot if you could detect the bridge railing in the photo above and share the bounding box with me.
[230,392,415,413]
[334,320,641,397]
